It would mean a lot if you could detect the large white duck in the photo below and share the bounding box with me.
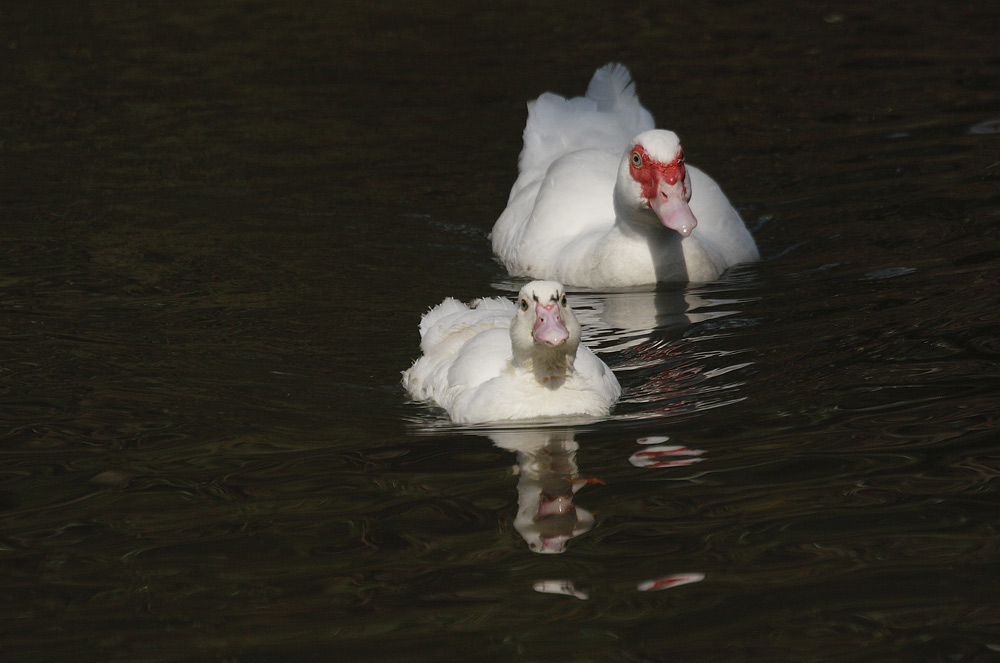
[491,63,759,287]
[402,281,621,424]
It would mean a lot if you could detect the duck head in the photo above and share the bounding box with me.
[509,280,581,377]
[615,129,697,237]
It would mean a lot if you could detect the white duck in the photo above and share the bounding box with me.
[491,63,759,287]
[402,281,621,424]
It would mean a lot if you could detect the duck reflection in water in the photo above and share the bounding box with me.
[489,430,595,554]
[489,428,707,600]
[571,285,731,354]
[489,430,706,550]
[629,435,705,468]
[568,284,755,420]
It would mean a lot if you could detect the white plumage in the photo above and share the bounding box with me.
[402,281,621,424]
[492,63,759,287]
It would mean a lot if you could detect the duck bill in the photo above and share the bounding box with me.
[536,493,574,519]
[649,180,697,237]
[533,303,569,346]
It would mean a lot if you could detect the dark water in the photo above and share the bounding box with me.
[3,2,1000,661]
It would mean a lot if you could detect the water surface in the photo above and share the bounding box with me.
[3,2,1000,661]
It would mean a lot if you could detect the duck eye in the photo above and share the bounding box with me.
[560,295,567,307]
[630,151,643,168]
[520,298,529,311]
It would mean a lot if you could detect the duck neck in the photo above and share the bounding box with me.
[611,192,665,242]
[513,344,578,389]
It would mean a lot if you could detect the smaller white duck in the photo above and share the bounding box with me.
[402,281,621,424]
[491,63,759,287]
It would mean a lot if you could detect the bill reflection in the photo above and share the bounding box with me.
[490,429,707,600]
[490,430,595,555]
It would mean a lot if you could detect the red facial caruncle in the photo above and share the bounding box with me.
[628,145,688,200]
[627,143,697,237]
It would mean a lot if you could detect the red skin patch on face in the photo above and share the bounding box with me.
[629,144,687,201]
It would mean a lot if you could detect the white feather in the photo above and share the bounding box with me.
[402,281,621,424]
[492,63,759,287]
